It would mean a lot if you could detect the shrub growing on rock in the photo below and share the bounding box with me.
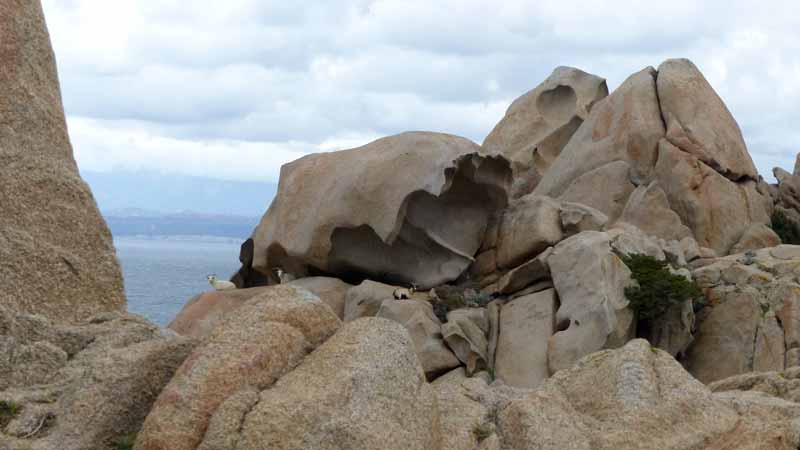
[0,400,20,429]
[621,254,702,320]
[110,434,137,450]
[429,286,493,322]
[771,209,800,245]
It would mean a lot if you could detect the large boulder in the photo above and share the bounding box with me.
[546,231,634,374]
[168,277,352,338]
[432,368,494,450]
[533,67,664,220]
[136,286,341,450]
[482,66,608,197]
[496,195,563,269]
[495,289,557,388]
[442,308,490,375]
[655,139,770,255]
[657,58,759,181]
[343,280,400,321]
[0,0,124,322]
[0,308,193,450]
[618,181,693,241]
[525,59,771,255]
[229,318,440,450]
[686,248,800,383]
[246,132,511,289]
[376,299,460,379]
[498,339,800,450]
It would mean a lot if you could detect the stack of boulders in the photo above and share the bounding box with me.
[7,1,800,448]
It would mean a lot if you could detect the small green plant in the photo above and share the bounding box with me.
[621,254,702,321]
[772,209,800,245]
[0,400,21,428]
[473,421,495,441]
[110,434,137,450]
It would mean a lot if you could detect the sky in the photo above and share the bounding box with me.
[41,0,800,187]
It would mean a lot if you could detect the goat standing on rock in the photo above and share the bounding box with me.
[207,274,236,291]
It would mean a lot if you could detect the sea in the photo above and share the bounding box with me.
[115,236,243,326]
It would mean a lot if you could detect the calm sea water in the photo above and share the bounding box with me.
[115,237,242,326]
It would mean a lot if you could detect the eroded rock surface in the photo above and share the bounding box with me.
[0,307,192,450]
[246,132,511,289]
[169,277,351,338]
[547,231,634,374]
[657,58,759,181]
[482,66,608,197]
[498,339,800,450]
[687,247,800,383]
[533,67,663,218]
[136,286,341,450]
[0,0,124,323]
[376,299,460,378]
[231,318,439,450]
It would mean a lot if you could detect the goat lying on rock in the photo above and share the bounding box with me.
[393,284,417,300]
[207,274,236,291]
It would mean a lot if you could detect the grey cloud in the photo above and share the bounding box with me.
[41,0,800,183]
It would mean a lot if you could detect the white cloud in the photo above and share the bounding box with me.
[41,0,800,183]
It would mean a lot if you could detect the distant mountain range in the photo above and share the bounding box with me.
[80,171,275,239]
[102,208,260,239]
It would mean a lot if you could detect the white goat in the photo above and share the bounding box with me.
[273,267,296,284]
[393,284,417,300]
[207,274,236,291]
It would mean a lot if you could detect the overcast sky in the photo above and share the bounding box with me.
[41,0,800,183]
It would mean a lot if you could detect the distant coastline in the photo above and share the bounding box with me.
[103,209,258,240]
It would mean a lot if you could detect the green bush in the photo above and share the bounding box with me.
[429,287,493,323]
[772,209,800,245]
[110,434,137,450]
[621,254,702,321]
[0,400,20,428]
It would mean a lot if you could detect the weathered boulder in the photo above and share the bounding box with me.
[607,224,666,260]
[655,139,770,255]
[730,224,781,255]
[533,67,664,219]
[0,308,192,450]
[231,318,439,450]
[687,286,784,384]
[496,195,563,269]
[169,278,351,338]
[558,160,637,220]
[657,58,759,181]
[343,279,399,321]
[498,339,800,450]
[443,308,489,375]
[432,368,494,450]
[495,289,557,388]
[136,286,341,450]
[643,299,695,358]
[618,181,693,241]
[482,66,608,197]
[710,367,800,403]
[547,231,634,374]
[0,0,124,322]
[376,299,460,378]
[247,132,510,289]
[497,248,552,295]
[686,249,800,383]
[774,163,800,225]
[559,202,608,236]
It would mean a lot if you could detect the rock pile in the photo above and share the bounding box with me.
[0,305,192,450]
[6,3,800,447]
